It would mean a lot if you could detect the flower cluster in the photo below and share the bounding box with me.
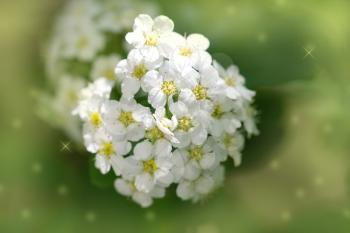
[75,14,258,207]
[38,0,158,141]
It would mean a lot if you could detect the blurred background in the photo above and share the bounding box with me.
[1,0,350,232]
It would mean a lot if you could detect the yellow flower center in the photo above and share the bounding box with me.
[189,146,204,161]
[103,68,116,81]
[118,111,135,127]
[143,159,158,175]
[225,77,235,87]
[130,179,137,192]
[192,84,208,100]
[132,64,148,80]
[179,47,192,57]
[161,81,177,96]
[178,116,193,132]
[67,89,78,104]
[145,127,164,143]
[223,133,235,148]
[90,112,102,127]
[212,104,224,119]
[145,32,160,46]
[77,36,88,49]
[99,142,114,158]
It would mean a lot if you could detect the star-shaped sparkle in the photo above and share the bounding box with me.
[60,141,71,152]
[303,47,315,59]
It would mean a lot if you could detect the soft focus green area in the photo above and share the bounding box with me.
[1,0,350,232]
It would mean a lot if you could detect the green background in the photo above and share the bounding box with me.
[1,0,350,232]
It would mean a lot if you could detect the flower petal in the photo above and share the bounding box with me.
[187,33,210,50]
[183,161,200,181]
[154,139,172,157]
[176,181,194,200]
[132,192,153,208]
[200,153,216,170]
[195,176,214,194]
[133,14,153,32]
[114,179,132,196]
[153,15,174,33]
[95,155,111,175]
[121,78,140,99]
[149,88,167,108]
[134,140,153,160]
[135,173,155,193]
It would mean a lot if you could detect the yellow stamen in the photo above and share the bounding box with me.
[145,33,160,46]
[225,77,235,87]
[178,116,193,132]
[67,89,78,103]
[118,111,135,127]
[143,159,158,175]
[77,36,88,49]
[130,179,137,192]
[90,112,102,127]
[211,104,224,119]
[103,68,116,81]
[179,47,192,57]
[189,146,204,161]
[145,127,164,143]
[223,133,235,148]
[192,84,208,100]
[133,64,148,80]
[99,142,114,158]
[161,81,177,96]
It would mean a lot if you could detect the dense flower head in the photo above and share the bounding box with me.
[74,14,258,207]
[38,0,158,141]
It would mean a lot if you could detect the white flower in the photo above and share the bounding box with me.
[169,100,209,148]
[208,97,242,137]
[178,65,222,106]
[61,19,105,62]
[73,78,112,120]
[152,107,179,144]
[68,13,258,207]
[176,165,224,202]
[116,49,162,99]
[97,0,158,33]
[128,139,174,193]
[215,131,245,167]
[170,149,186,183]
[214,61,256,101]
[52,76,86,138]
[91,55,122,83]
[101,97,150,141]
[172,33,210,70]
[64,0,101,20]
[126,14,177,61]
[114,178,165,208]
[240,104,259,137]
[178,142,218,181]
[143,69,181,108]
[37,75,85,141]
[83,129,131,175]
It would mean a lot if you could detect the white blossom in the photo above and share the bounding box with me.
[214,61,256,101]
[83,128,131,174]
[176,165,225,202]
[116,49,162,99]
[61,20,105,62]
[125,14,178,61]
[91,55,122,83]
[126,139,174,193]
[101,97,149,141]
[70,13,258,207]
[114,178,165,208]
